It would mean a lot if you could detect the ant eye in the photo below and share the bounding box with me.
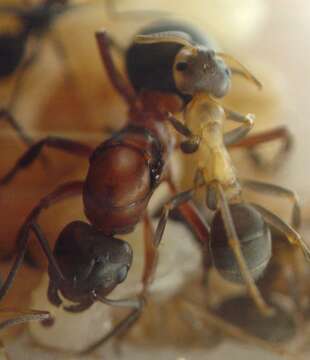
[176,62,188,71]
[117,266,128,283]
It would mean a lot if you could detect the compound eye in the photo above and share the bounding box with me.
[176,62,188,71]
[117,265,129,283]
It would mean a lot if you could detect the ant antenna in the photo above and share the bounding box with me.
[134,31,193,47]
[216,52,263,90]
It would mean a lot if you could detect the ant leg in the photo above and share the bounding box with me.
[0,136,93,185]
[0,181,83,301]
[182,300,297,358]
[214,182,274,316]
[142,214,157,287]
[95,30,136,107]
[154,189,196,247]
[223,108,254,146]
[251,203,309,261]
[242,180,300,228]
[166,177,210,249]
[79,294,144,356]
[230,126,293,170]
[0,108,33,146]
[0,308,51,331]
[166,113,201,153]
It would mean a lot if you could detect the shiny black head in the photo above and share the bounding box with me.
[210,203,272,283]
[50,221,133,302]
[126,20,229,101]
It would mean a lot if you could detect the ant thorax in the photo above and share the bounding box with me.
[184,95,240,200]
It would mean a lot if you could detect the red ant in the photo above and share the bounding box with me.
[0,29,210,355]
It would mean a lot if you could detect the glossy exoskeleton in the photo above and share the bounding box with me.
[210,203,271,283]
[0,29,210,354]
[126,20,216,101]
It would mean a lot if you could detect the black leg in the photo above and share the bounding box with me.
[0,136,93,185]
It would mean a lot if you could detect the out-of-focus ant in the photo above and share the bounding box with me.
[0,28,210,354]
[141,31,309,316]
[0,0,89,145]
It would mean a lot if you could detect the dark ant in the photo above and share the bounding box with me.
[131,31,309,317]
[0,29,210,355]
[126,20,292,167]
[0,0,89,146]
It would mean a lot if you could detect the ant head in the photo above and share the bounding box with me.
[51,221,133,300]
[210,203,272,283]
[173,47,231,98]
[134,32,261,98]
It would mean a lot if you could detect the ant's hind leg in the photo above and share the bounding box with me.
[0,136,93,185]
[214,182,274,317]
[242,179,300,228]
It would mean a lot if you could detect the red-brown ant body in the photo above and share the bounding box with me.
[0,29,209,354]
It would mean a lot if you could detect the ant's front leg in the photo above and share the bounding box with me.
[223,108,255,146]
[0,136,93,185]
[166,113,201,153]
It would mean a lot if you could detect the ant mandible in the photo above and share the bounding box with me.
[138,32,309,316]
[0,0,87,146]
[0,28,210,354]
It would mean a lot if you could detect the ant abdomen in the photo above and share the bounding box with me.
[49,221,133,304]
[83,127,163,236]
[210,203,272,283]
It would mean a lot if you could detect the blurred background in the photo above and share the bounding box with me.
[0,0,310,359]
